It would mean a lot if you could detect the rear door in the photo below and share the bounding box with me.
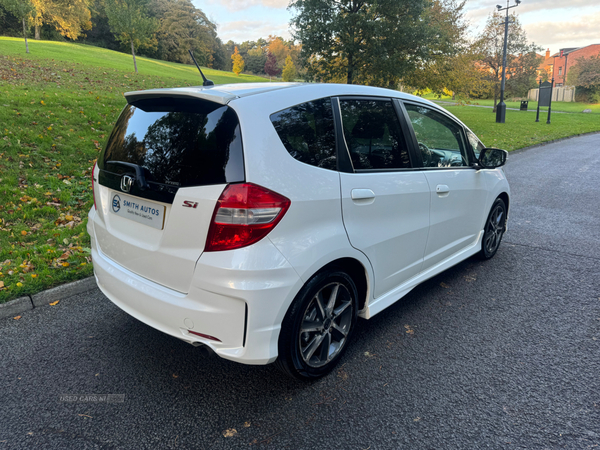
[92,95,244,293]
[336,97,430,299]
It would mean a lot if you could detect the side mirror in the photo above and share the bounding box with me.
[478,147,507,169]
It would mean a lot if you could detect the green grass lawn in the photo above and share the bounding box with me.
[420,91,600,114]
[444,106,600,151]
[0,38,599,304]
[447,98,600,114]
[0,38,266,303]
[0,37,267,84]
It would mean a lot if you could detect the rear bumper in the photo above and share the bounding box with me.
[88,211,302,365]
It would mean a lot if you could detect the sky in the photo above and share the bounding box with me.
[193,0,600,54]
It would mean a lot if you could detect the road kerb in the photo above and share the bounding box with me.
[31,277,98,307]
[1,277,98,319]
[0,296,34,320]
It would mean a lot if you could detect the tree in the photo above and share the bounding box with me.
[409,47,491,99]
[245,47,267,74]
[505,51,543,98]
[105,0,157,73]
[477,11,541,110]
[267,36,288,69]
[0,4,24,37]
[282,55,297,81]
[210,37,230,71]
[83,0,120,50]
[264,52,280,80]
[29,0,92,40]
[0,0,34,52]
[289,0,433,87]
[403,0,483,97]
[148,0,217,66]
[569,55,600,103]
[231,46,244,75]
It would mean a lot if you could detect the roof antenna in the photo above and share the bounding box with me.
[188,49,214,86]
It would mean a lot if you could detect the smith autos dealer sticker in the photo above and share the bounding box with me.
[111,192,166,230]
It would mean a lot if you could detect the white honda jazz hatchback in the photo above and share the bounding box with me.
[88,82,509,379]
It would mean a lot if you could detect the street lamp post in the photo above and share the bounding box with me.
[495,0,521,124]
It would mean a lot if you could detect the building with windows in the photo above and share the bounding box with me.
[552,44,600,86]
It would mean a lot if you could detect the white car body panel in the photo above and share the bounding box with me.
[339,171,430,298]
[365,229,485,318]
[89,208,301,364]
[92,178,223,293]
[421,169,490,269]
[89,83,511,366]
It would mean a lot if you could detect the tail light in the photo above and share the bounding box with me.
[91,161,97,210]
[205,183,290,252]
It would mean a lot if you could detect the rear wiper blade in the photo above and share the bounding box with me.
[106,161,149,190]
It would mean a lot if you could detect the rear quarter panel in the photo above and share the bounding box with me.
[229,89,375,314]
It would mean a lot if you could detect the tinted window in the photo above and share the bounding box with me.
[405,104,468,168]
[99,97,244,198]
[339,99,410,170]
[270,98,337,171]
[467,130,484,160]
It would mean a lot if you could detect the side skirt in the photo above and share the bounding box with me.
[361,230,484,319]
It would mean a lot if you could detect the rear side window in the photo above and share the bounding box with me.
[339,99,411,170]
[98,97,244,202]
[270,98,337,171]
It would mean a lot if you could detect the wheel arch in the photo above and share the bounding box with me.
[497,191,509,212]
[307,257,369,314]
[497,191,510,229]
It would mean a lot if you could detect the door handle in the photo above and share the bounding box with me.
[436,184,450,194]
[351,189,375,200]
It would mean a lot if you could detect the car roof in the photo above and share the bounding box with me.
[122,83,472,135]
[124,82,434,107]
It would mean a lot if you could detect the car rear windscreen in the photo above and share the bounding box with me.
[98,97,244,203]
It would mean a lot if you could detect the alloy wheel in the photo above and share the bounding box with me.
[484,203,505,254]
[298,282,354,368]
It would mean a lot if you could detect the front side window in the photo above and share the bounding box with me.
[405,104,468,168]
[339,99,410,170]
[467,130,484,160]
[270,98,337,171]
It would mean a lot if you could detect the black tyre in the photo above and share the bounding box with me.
[479,198,507,260]
[275,269,358,380]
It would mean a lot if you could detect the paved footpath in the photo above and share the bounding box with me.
[1,134,599,449]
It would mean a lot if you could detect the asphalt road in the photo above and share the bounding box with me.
[1,133,600,449]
